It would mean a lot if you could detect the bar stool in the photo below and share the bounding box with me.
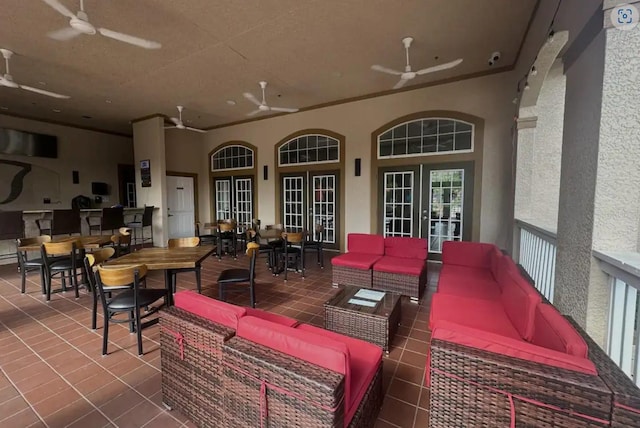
[127,206,154,248]
[51,209,81,236]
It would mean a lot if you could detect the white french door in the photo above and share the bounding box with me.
[281,171,339,249]
[213,176,254,228]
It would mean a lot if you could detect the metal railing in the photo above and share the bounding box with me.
[594,250,640,386]
[515,219,557,303]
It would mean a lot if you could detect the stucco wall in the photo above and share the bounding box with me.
[555,30,605,327]
[0,114,133,210]
[184,72,517,251]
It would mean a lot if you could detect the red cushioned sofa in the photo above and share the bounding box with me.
[160,291,383,427]
[332,233,428,300]
[427,241,640,427]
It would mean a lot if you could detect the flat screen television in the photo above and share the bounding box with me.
[0,127,58,158]
[91,182,109,195]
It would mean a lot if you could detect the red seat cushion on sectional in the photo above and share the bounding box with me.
[372,256,424,276]
[245,308,299,328]
[499,268,541,341]
[442,241,495,268]
[296,324,382,426]
[332,253,382,270]
[530,304,589,357]
[431,321,597,375]
[347,233,385,255]
[437,265,501,300]
[384,237,427,259]
[174,290,246,329]
[429,293,522,340]
[236,317,353,425]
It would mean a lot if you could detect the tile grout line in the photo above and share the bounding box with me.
[0,288,185,427]
[0,369,48,427]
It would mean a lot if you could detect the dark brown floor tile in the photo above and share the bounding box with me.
[414,408,429,426]
[418,388,430,410]
[142,412,184,427]
[99,388,145,420]
[405,338,429,354]
[0,395,29,419]
[378,396,417,427]
[395,363,425,385]
[388,378,421,406]
[0,407,41,426]
[66,409,112,428]
[31,388,82,418]
[0,384,18,404]
[43,399,95,427]
[113,400,163,428]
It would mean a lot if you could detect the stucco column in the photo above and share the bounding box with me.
[133,116,168,247]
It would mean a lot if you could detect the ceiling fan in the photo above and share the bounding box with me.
[371,37,463,89]
[41,0,161,49]
[164,106,207,133]
[0,49,70,99]
[243,81,299,116]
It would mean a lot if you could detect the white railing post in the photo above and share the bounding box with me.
[515,219,557,303]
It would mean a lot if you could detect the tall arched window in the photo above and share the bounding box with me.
[211,145,254,171]
[377,118,473,159]
[278,134,340,166]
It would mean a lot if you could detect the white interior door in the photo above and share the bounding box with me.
[167,175,195,239]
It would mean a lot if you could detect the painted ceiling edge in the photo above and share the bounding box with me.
[0,111,133,138]
[513,0,543,67]
[130,113,170,124]
[205,64,515,131]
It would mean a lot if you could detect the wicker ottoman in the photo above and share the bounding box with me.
[324,285,401,351]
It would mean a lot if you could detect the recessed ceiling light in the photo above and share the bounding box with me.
[226,100,236,106]
[105,100,112,104]
[331,71,342,78]
[0,106,8,110]
[39,81,46,86]
[52,109,61,113]
[82,115,92,119]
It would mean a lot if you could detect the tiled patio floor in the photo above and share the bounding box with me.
[0,251,437,428]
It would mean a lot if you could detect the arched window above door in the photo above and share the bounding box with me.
[377,118,474,159]
[211,145,254,171]
[278,134,340,166]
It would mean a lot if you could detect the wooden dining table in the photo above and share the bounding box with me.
[104,245,216,305]
[18,235,114,252]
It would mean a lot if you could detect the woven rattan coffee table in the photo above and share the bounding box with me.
[324,285,401,352]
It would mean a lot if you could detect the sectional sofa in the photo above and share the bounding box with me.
[160,290,383,427]
[331,233,428,300]
[427,241,640,427]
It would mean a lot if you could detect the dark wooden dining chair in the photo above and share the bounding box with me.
[217,242,259,308]
[110,227,132,257]
[281,232,305,281]
[95,264,166,355]
[304,224,325,268]
[16,235,51,294]
[167,237,202,293]
[246,229,276,270]
[217,220,237,260]
[84,247,116,330]
[41,240,81,301]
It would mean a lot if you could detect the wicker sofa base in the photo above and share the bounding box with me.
[372,267,427,300]
[429,339,614,427]
[223,336,383,427]
[160,307,235,428]
[332,265,372,288]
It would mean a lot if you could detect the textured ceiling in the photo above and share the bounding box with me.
[0,0,538,134]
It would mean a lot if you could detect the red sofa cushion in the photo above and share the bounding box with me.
[442,241,495,268]
[245,308,299,328]
[297,324,382,425]
[347,233,385,256]
[490,247,503,279]
[429,293,522,340]
[332,253,381,270]
[530,304,589,358]
[437,265,501,300]
[237,316,351,422]
[372,256,425,276]
[174,290,246,329]
[499,269,541,341]
[495,255,520,292]
[431,321,597,375]
[384,237,427,259]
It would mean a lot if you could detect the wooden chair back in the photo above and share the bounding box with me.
[97,264,147,288]
[218,222,235,233]
[18,235,51,247]
[168,237,200,248]
[119,227,131,235]
[282,232,304,244]
[246,242,260,257]
[87,247,115,267]
[42,240,77,256]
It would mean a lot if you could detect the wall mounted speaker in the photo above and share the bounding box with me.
[263,165,268,180]
[355,158,361,176]
[72,170,79,184]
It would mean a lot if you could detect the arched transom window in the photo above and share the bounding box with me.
[377,118,473,159]
[279,134,340,166]
[211,145,254,171]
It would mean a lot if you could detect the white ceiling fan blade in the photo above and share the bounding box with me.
[169,117,181,125]
[243,92,262,107]
[20,85,70,99]
[371,65,403,76]
[164,126,178,129]
[0,76,20,89]
[270,107,299,113]
[41,0,76,18]
[393,78,409,90]
[47,27,82,41]
[185,127,207,133]
[416,58,463,75]
[97,28,161,49]
[246,109,263,117]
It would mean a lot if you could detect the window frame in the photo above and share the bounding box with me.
[278,134,341,167]
[210,144,255,172]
